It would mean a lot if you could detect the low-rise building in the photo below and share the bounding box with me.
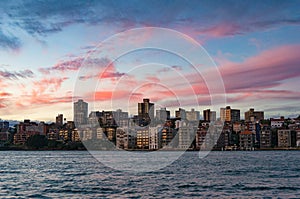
[14,120,46,145]
[160,126,176,148]
[271,117,285,128]
[195,126,207,150]
[260,127,272,148]
[277,129,291,148]
[149,126,161,150]
[136,127,149,149]
[296,128,300,147]
[239,131,254,150]
[178,126,195,149]
[116,128,129,149]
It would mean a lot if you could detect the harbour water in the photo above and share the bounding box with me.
[0,151,299,198]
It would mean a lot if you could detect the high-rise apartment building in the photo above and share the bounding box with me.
[220,106,240,122]
[245,108,264,122]
[156,108,170,122]
[203,109,216,122]
[138,99,154,126]
[136,127,149,149]
[56,114,63,126]
[186,108,200,121]
[277,129,292,148]
[175,108,186,120]
[74,99,88,125]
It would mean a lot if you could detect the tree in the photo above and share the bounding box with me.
[26,134,48,149]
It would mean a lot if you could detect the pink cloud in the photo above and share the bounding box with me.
[16,93,73,107]
[199,23,241,37]
[33,77,69,94]
[0,92,11,97]
[91,90,143,102]
[39,57,84,74]
[0,103,6,109]
[219,45,300,93]
[39,57,113,75]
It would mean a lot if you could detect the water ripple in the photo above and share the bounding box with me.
[0,151,299,198]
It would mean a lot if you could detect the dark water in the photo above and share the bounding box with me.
[0,151,299,198]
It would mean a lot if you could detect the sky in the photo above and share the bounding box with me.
[0,0,300,122]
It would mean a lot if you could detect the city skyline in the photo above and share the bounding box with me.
[2,98,298,124]
[6,98,300,151]
[0,1,300,121]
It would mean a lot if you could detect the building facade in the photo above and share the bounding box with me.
[245,108,264,122]
[239,130,254,150]
[186,108,200,122]
[203,109,216,122]
[271,117,285,128]
[149,126,161,150]
[136,127,149,149]
[277,129,291,147]
[260,127,272,148]
[74,99,88,126]
[220,106,240,122]
[156,108,170,122]
[56,114,63,126]
[138,99,154,126]
[178,126,195,149]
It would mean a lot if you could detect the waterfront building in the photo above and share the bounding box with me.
[136,127,149,149]
[239,130,254,150]
[116,128,129,149]
[178,125,195,149]
[195,126,207,150]
[296,128,300,147]
[149,126,161,150]
[0,121,10,143]
[201,123,223,150]
[260,126,272,148]
[14,120,46,145]
[277,129,292,147]
[160,126,176,148]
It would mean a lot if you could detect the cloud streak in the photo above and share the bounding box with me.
[0,30,21,50]
[0,69,34,80]
[219,45,300,93]
[0,0,299,50]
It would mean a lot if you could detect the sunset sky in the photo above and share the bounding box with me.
[0,0,300,122]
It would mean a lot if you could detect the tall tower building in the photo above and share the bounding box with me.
[220,106,240,122]
[56,114,63,126]
[138,99,154,126]
[203,109,216,122]
[156,108,170,122]
[203,109,211,121]
[175,108,186,120]
[220,108,226,121]
[74,99,88,125]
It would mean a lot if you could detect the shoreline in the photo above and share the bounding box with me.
[0,147,300,151]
